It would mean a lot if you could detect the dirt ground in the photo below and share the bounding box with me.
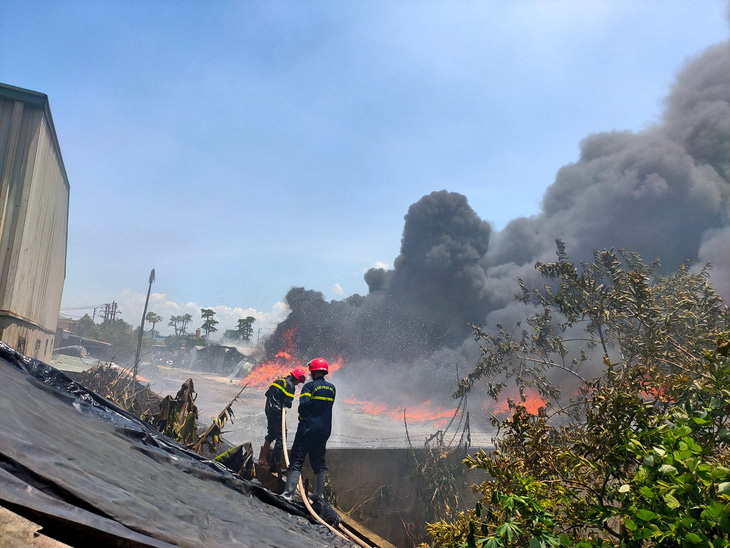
[140,365,494,450]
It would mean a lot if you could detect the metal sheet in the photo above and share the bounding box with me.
[0,86,69,357]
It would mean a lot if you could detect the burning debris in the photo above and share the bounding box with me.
[248,328,459,432]
[345,399,457,429]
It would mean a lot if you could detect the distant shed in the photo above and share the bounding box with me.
[0,83,69,361]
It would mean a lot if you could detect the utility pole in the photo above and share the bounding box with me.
[132,269,155,387]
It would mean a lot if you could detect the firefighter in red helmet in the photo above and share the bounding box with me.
[282,357,336,502]
[258,367,307,470]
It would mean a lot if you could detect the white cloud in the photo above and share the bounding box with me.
[117,290,290,338]
[361,261,390,274]
[333,283,344,295]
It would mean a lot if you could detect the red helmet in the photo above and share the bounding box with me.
[308,357,329,373]
[291,368,307,382]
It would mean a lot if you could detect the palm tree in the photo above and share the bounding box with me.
[236,316,255,342]
[200,309,218,343]
[180,313,193,337]
[145,312,162,341]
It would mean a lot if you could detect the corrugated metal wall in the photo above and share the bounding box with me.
[0,88,69,359]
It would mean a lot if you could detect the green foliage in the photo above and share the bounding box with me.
[237,316,255,342]
[424,245,730,547]
[75,313,100,339]
[613,407,730,546]
[223,329,239,341]
[74,314,137,363]
[456,245,724,408]
[200,308,218,341]
[145,312,163,339]
[168,313,193,342]
[222,317,255,343]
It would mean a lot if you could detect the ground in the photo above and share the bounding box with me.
[139,364,494,451]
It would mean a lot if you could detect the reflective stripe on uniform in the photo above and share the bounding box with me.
[312,395,334,402]
[270,380,294,398]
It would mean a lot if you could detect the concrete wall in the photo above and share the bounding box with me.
[0,84,69,361]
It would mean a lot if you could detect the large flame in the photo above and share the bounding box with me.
[345,398,457,428]
[240,356,303,389]
[240,326,344,389]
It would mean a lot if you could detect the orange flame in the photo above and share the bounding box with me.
[490,388,546,415]
[240,357,303,389]
[280,327,297,355]
[638,376,673,403]
[239,325,345,390]
[345,398,456,427]
[329,356,344,374]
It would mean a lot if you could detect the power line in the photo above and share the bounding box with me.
[60,302,119,322]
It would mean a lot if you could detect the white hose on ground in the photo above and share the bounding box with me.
[281,407,370,547]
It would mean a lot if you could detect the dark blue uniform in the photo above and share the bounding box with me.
[287,377,336,473]
[264,375,296,466]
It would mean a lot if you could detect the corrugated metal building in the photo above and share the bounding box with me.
[0,83,69,361]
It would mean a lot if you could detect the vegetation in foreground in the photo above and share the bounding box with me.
[424,244,730,547]
[78,365,244,459]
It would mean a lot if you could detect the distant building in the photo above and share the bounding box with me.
[56,316,77,333]
[54,329,112,362]
[0,83,69,361]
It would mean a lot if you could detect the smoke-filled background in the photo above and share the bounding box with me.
[267,32,730,408]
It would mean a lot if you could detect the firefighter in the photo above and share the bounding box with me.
[258,368,307,469]
[282,357,336,502]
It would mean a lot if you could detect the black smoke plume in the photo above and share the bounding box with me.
[265,191,493,361]
[266,36,730,403]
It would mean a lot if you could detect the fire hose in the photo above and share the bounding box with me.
[281,407,370,548]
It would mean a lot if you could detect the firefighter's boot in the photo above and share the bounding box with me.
[269,444,282,472]
[281,470,300,501]
[315,471,327,500]
[257,440,271,466]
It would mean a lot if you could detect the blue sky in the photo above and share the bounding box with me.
[2,1,728,336]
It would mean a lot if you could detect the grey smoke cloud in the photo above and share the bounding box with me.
[267,37,730,404]
[485,41,730,295]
